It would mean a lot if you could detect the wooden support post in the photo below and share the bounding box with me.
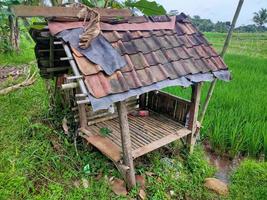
[78,104,88,128]
[49,34,54,77]
[9,15,19,52]
[116,101,136,189]
[187,83,202,154]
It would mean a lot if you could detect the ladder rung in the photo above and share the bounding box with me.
[77,98,90,104]
[75,93,87,97]
[67,75,82,80]
[54,41,63,45]
[60,57,73,61]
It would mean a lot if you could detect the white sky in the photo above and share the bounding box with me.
[156,0,267,26]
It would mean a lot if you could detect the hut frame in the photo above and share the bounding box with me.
[10,3,244,189]
[62,41,202,188]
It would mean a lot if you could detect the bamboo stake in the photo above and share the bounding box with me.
[116,101,136,189]
[198,0,244,124]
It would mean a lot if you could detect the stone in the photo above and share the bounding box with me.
[110,178,127,196]
[204,178,229,196]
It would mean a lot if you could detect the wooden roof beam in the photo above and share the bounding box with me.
[11,5,132,18]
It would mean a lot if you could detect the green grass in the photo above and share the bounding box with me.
[229,159,267,200]
[0,35,35,66]
[0,79,217,199]
[0,33,266,199]
[164,32,267,158]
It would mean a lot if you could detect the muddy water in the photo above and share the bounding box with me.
[203,141,242,183]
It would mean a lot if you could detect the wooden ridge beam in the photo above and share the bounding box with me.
[11,5,132,18]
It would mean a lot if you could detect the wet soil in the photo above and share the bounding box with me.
[203,141,243,183]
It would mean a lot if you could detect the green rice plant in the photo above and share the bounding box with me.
[229,159,267,200]
[163,33,267,157]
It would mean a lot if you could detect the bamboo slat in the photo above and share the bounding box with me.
[81,112,191,160]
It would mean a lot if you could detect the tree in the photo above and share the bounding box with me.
[190,15,214,32]
[82,0,166,16]
[253,8,267,27]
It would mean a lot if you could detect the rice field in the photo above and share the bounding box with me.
[0,32,266,199]
[165,32,267,158]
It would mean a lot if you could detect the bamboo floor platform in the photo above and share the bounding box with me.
[80,112,191,162]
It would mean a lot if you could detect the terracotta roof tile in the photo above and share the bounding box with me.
[73,54,102,75]
[71,14,229,99]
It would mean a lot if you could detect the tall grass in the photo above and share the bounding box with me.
[165,33,267,158]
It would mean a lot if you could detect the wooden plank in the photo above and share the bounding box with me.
[11,6,132,18]
[98,120,141,149]
[85,135,121,162]
[132,128,191,159]
[158,91,191,105]
[89,124,124,148]
[78,103,88,128]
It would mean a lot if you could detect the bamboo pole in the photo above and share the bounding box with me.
[116,101,136,189]
[187,83,202,154]
[198,0,244,124]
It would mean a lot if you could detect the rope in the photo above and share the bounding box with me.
[70,3,101,49]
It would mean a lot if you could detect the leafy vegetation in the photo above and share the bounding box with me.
[1,31,266,199]
[229,160,267,200]
[164,32,267,158]
[82,0,166,15]
[0,2,266,198]
[190,8,267,33]
[0,44,216,198]
[253,8,267,27]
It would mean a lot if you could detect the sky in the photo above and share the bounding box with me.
[156,0,267,26]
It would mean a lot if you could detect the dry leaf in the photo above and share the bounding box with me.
[139,189,146,200]
[62,117,69,135]
[169,190,175,197]
[95,172,103,180]
[145,172,155,177]
[73,180,80,188]
[110,178,127,196]
[157,177,162,182]
[136,175,146,189]
[82,178,89,189]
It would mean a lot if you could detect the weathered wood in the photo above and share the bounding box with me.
[116,101,136,189]
[132,128,191,158]
[49,35,54,68]
[113,162,130,181]
[85,112,190,157]
[11,6,132,18]
[139,93,147,109]
[9,15,19,51]
[86,98,138,125]
[146,91,191,124]
[61,82,78,90]
[187,83,202,154]
[78,103,88,128]
[88,114,118,126]
[85,135,121,162]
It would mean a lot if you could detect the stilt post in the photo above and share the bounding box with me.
[116,101,136,189]
[187,83,202,153]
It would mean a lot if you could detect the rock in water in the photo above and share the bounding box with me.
[204,178,229,196]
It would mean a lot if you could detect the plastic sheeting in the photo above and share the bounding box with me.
[57,28,126,75]
[88,70,231,111]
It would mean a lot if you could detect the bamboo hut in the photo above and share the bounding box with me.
[12,5,231,188]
